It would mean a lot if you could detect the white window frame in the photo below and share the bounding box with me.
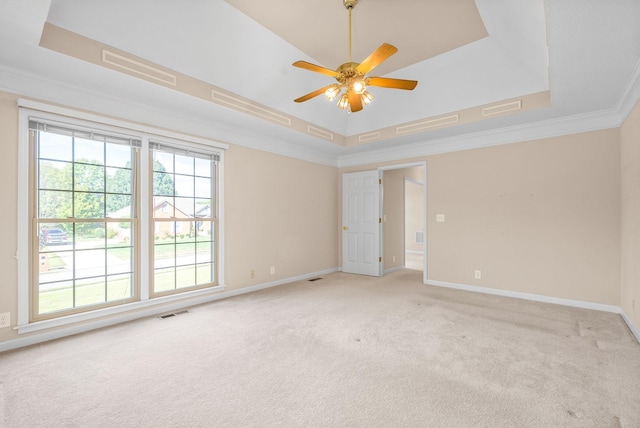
[17,99,227,334]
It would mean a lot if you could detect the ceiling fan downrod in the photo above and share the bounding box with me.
[344,0,358,62]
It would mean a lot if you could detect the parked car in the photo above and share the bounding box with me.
[40,228,68,245]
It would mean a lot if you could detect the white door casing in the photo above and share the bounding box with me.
[342,170,381,276]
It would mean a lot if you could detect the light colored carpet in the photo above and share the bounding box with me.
[1,270,639,427]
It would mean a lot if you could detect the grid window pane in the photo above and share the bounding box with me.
[106,194,132,218]
[152,147,216,294]
[74,163,104,192]
[154,267,176,293]
[39,133,72,162]
[175,174,194,197]
[74,137,104,164]
[194,177,211,198]
[76,249,106,279]
[39,160,73,190]
[176,266,196,289]
[196,263,213,285]
[194,158,211,178]
[74,193,105,219]
[106,166,132,194]
[174,154,194,175]
[33,126,137,318]
[106,143,131,168]
[38,190,72,219]
[107,273,134,302]
[75,277,107,307]
[39,281,74,315]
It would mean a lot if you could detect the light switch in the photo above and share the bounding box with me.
[436,214,445,223]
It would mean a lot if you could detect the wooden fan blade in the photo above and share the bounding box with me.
[294,85,334,103]
[292,61,338,78]
[348,90,363,113]
[356,43,398,75]
[367,76,418,90]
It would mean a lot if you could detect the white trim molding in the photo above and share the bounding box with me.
[620,310,640,344]
[426,279,640,343]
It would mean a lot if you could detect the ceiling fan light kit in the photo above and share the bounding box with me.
[293,0,418,113]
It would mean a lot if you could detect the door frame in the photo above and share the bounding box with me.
[379,161,428,283]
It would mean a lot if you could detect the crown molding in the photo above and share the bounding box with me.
[616,57,640,123]
[3,54,639,171]
[0,65,340,167]
[336,108,622,168]
[337,64,640,167]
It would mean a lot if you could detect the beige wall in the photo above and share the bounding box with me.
[0,91,339,345]
[341,128,621,306]
[224,145,338,288]
[427,130,620,304]
[621,98,640,329]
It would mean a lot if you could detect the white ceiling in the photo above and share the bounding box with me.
[0,0,639,167]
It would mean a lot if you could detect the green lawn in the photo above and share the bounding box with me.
[39,263,214,315]
[38,235,215,314]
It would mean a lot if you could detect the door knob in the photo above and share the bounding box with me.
[343,226,349,230]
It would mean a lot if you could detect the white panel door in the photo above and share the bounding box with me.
[342,170,380,276]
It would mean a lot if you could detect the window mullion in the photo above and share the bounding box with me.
[139,136,151,301]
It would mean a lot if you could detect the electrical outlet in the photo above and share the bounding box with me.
[392,256,396,263]
[250,270,255,279]
[474,270,482,280]
[270,266,275,275]
[0,312,10,329]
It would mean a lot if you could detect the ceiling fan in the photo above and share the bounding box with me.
[292,0,418,113]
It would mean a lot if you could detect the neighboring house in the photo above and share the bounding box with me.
[153,198,193,238]
[108,198,212,241]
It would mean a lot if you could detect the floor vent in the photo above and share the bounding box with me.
[158,310,189,319]
[308,277,323,282]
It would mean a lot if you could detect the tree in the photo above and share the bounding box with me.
[73,160,105,236]
[153,160,175,196]
[38,161,71,220]
[107,164,133,216]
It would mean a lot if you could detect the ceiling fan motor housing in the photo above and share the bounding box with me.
[336,62,362,85]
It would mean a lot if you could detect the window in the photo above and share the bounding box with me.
[31,120,139,320]
[21,107,224,326]
[150,142,218,295]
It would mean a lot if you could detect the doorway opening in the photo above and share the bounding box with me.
[380,162,427,283]
[404,176,424,271]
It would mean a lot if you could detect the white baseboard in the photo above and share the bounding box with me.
[426,279,640,343]
[384,266,405,275]
[221,268,338,298]
[620,309,640,344]
[0,267,339,353]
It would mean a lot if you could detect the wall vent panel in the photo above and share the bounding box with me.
[102,50,177,86]
[212,90,292,126]
[308,125,334,140]
[396,114,459,135]
[482,100,522,117]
